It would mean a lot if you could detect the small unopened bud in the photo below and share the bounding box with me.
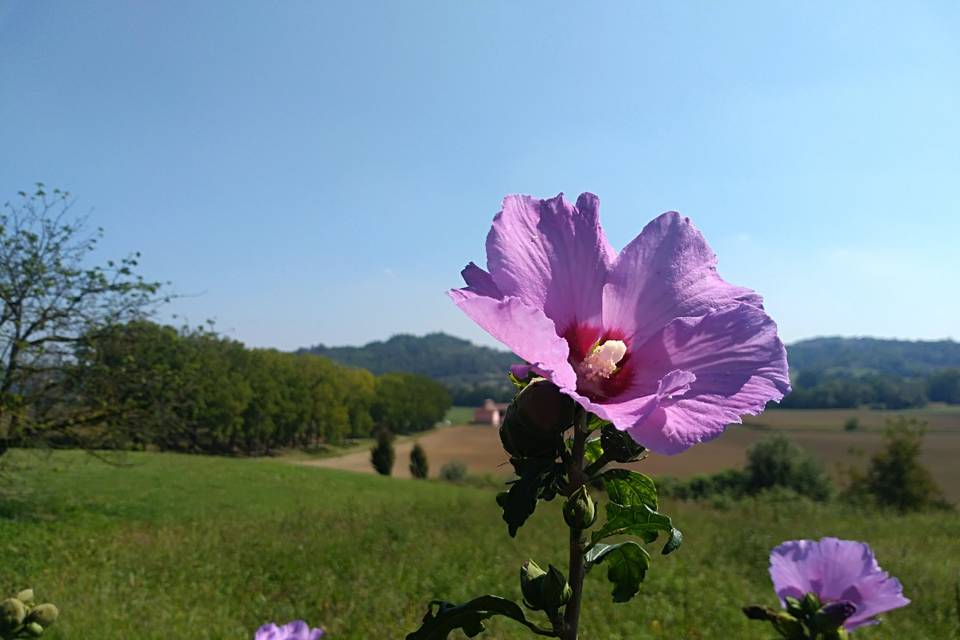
[562,485,596,529]
[600,424,645,462]
[741,605,776,621]
[540,565,572,609]
[26,604,59,628]
[0,598,27,630]
[24,621,44,637]
[500,380,575,458]
[520,560,548,610]
[802,592,822,614]
[15,590,34,606]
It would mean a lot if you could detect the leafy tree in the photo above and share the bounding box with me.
[845,419,949,511]
[370,428,395,476]
[409,442,429,479]
[744,435,833,501]
[0,186,167,454]
[371,372,451,434]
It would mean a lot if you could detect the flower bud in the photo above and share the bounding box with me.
[26,604,59,628]
[540,565,572,610]
[0,598,27,631]
[741,605,776,621]
[562,485,596,529]
[500,380,575,458]
[771,612,806,639]
[15,590,34,606]
[24,621,44,637]
[520,559,548,610]
[600,424,645,462]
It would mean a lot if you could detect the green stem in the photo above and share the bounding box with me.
[562,411,589,640]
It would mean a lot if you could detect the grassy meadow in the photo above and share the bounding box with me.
[0,450,958,639]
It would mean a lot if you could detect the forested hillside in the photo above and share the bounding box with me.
[305,333,960,409]
[300,333,519,404]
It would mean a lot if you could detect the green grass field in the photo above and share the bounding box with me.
[1,450,958,639]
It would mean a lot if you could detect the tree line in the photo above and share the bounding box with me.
[0,186,450,459]
[781,369,960,410]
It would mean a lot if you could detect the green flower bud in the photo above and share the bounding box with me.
[600,424,646,462]
[540,565,572,610]
[562,485,596,529]
[520,559,548,610]
[15,590,34,606]
[24,621,44,637]
[771,612,806,640]
[741,605,777,621]
[784,596,803,619]
[26,604,59,628]
[802,592,822,615]
[0,598,27,631]
[500,380,575,458]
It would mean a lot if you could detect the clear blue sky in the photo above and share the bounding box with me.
[2,1,957,350]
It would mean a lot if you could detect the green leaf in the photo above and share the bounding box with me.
[587,413,610,432]
[583,438,604,465]
[405,595,555,639]
[591,502,674,545]
[599,469,658,510]
[584,541,650,603]
[496,479,538,538]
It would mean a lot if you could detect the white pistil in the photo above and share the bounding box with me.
[580,339,627,382]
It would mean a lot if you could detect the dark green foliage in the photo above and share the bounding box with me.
[409,443,429,479]
[845,419,950,512]
[843,417,860,432]
[928,369,960,404]
[371,372,451,434]
[743,436,833,501]
[370,428,395,476]
[301,332,519,403]
[405,595,555,639]
[439,460,467,483]
[66,320,449,455]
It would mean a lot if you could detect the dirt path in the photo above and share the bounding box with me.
[294,422,960,501]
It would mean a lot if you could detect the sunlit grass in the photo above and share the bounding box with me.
[0,450,957,639]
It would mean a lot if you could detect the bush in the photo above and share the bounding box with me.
[409,443,429,479]
[744,435,833,501]
[439,460,467,483]
[844,418,950,511]
[843,417,860,432]
[370,429,395,476]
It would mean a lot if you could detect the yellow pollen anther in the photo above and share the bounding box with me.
[580,339,627,382]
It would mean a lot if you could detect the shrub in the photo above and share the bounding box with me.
[439,460,467,483]
[844,417,860,432]
[845,418,950,511]
[370,429,395,476]
[409,443,429,479]
[744,435,833,501]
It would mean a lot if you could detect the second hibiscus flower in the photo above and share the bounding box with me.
[449,193,790,455]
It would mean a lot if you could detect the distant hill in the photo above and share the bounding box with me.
[787,337,960,379]
[298,333,519,404]
[300,333,960,407]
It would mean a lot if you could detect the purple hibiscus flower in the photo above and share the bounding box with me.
[254,620,325,640]
[770,537,910,630]
[449,193,790,454]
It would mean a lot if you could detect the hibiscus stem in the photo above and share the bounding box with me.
[562,410,589,639]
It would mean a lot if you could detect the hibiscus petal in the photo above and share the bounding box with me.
[602,211,765,345]
[485,193,614,332]
[619,304,789,454]
[460,262,502,298]
[448,289,578,390]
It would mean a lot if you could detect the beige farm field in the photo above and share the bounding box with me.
[303,405,960,503]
